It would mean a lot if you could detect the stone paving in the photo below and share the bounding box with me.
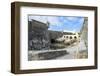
[28,40,88,60]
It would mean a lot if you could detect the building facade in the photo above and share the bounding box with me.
[28,19,81,50]
[28,20,50,50]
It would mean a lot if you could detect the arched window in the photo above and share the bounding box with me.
[66,36,68,38]
[70,36,72,39]
[74,36,77,39]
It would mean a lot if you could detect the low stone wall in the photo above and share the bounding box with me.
[28,50,68,60]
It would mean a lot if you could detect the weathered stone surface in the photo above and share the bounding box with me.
[80,18,88,49]
[28,19,79,51]
[38,50,68,60]
[28,50,68,60]
[28,20,50,50]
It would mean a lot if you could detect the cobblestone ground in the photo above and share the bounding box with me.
[28,40,88,60]
[55,40,88,59]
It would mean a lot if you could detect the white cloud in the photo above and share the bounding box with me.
[29,15,62,26]
[65,17,76,20]
[28,15,47,23]
[63,29,76,33]
[64,16,81,22]
[47,16,62,26]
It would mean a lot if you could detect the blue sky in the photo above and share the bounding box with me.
[29,15,84,32]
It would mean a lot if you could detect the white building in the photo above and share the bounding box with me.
[56,32,80,45]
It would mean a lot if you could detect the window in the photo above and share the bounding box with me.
[70,36,72,39]
[74,36,77,39]
[66,36,68,38]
